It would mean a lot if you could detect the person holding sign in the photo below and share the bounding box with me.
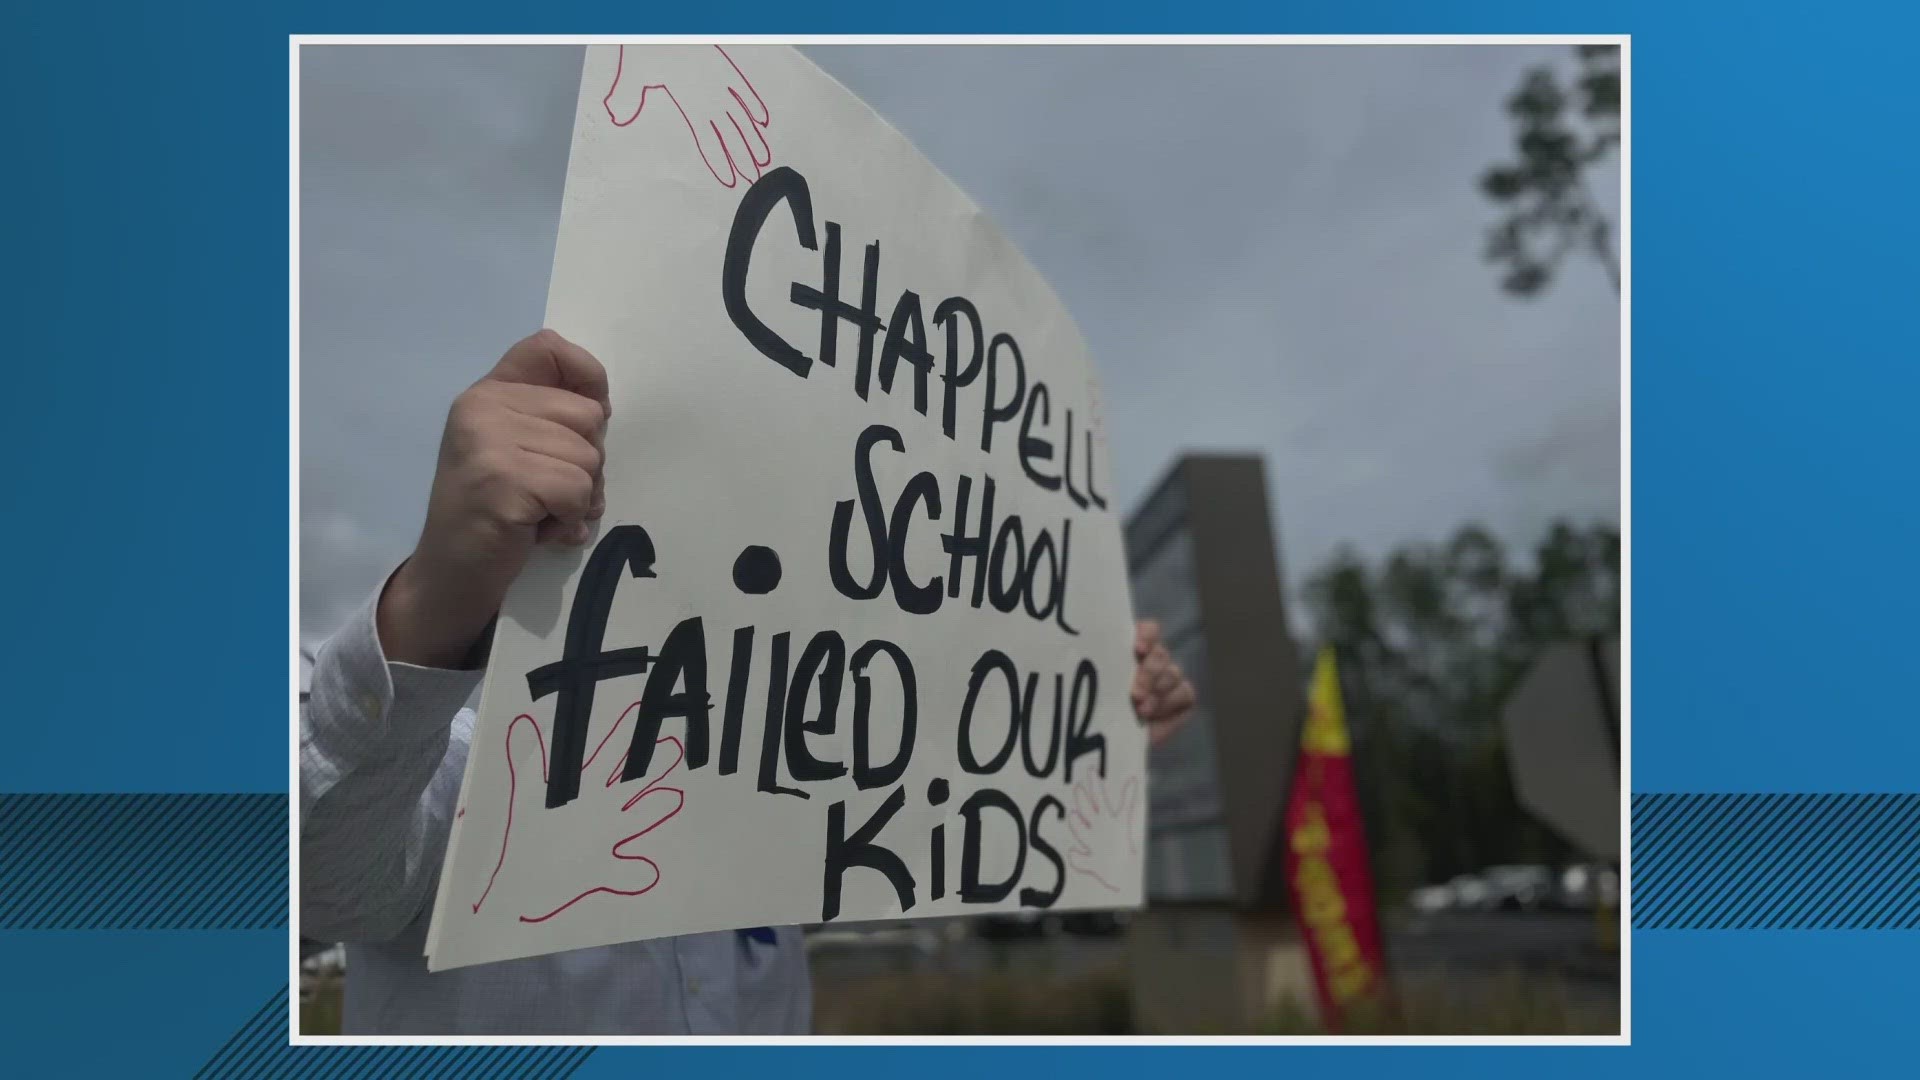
[301,330,1197,1035]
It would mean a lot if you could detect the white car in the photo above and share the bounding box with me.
[1559,863,1622,909]
[1482,865,1556,910]
[1448,874,1495,910]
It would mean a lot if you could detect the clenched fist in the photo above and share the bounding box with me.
[378,330,612,668]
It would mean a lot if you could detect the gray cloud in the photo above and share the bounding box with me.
[299,45,580,643]
[299,43,1619,648]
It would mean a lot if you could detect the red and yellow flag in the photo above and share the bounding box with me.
[1283,648,1389,1029]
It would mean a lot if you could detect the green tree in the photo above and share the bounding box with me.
[1480,45,1621,297]
[1305,521,1620,898]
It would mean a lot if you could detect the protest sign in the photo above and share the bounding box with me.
[424,44,1143,972]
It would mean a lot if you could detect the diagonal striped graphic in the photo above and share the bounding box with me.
[8,792,1916,936]
[0,794,285,929]
[1633,793,1920,929]
[198,987,596,1077]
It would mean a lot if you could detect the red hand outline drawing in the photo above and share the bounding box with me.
[471,699,686,924]
[602,45,772,189]
[1064,777,1142,893]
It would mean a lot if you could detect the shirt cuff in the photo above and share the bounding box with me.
[310,571,486,756]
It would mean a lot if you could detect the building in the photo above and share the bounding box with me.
[1124,454,1314,1032]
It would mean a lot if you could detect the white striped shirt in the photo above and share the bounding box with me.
[300,581,811,1035]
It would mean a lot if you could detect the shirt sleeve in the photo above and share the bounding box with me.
[300,576,483,945]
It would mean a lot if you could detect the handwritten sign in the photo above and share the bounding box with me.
[425,45,1142,972]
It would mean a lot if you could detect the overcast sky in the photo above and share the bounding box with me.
[298,43,1620,658]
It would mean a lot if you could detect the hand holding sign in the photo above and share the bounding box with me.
[602,45,771,189]
[470,701,687,925]
[1132,620,1195,745]
[379,331,611,669]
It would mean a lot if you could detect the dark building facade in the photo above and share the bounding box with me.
[1128,453,1307,908]
[1125,454,1314,1029]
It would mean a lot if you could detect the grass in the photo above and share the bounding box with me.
[304,960,1617,1036]
[814,968,1135,1035]
[301,974,343,1036]
[819,965,1616,1036]
[1256,971,1617,1036]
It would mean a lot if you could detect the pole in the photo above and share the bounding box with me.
[1584,634,1621,952]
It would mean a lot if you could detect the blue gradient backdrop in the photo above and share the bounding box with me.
[3,0,1915,1072]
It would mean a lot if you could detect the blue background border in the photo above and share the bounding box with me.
[6,0,1918,1071]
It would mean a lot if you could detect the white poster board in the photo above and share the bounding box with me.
[426,44,1142,972]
